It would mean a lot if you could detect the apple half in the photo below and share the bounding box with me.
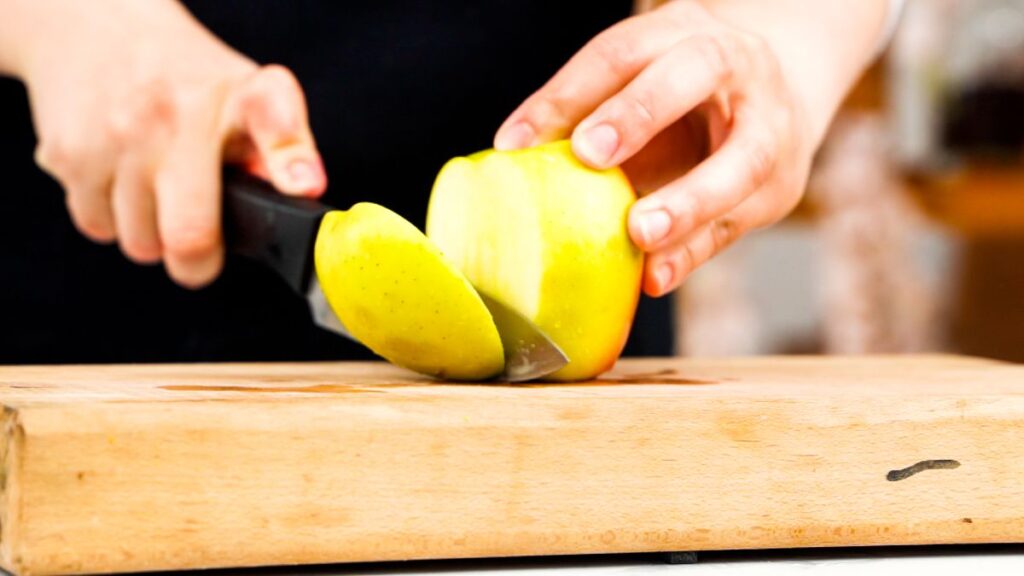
[426,140,644,381]
[314,203,505,380]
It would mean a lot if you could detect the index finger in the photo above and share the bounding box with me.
[493,7,690,150]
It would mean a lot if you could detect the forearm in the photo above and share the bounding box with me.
[0,0,195,79]
[699,0,891,148]
[0,0,48,77]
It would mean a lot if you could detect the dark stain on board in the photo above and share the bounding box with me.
[886,459,961,481]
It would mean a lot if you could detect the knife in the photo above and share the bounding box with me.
[221,168,568,382]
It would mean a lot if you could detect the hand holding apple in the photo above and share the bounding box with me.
[494,0,890,297]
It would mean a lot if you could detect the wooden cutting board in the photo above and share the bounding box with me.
[3,355,1024,576]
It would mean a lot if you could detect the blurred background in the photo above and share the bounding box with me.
[675,0,1024,361]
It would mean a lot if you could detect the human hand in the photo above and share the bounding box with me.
[495,1,815,297]
[15,0,325,287]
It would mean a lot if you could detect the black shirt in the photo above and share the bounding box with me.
[0,1,673,364]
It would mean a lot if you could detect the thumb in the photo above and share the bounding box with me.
[225,64,326,197]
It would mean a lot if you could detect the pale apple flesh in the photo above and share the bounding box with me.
[314,203,505,380]
[426,140,643,381]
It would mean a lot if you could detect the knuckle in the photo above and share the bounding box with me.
[123,248,158,265]
[676,241,698,278]
[172,84,212,116]
[241,64,302,107]
[709,217,741,253]
[74,219,115,242]
[235,85,270,125]
[113,86,177,143]
[742,32,780,80]
[531,91,576,129]
[741,31,771,59]
[691,34,733,85]
[664,189,702,233]
[742,133,778,190]
[138,79,177,115]
[623,89,658,131]
[257,64,302,93]
[34,139,82,181]
[77,224,115,243]
[33,141,60,174]
[166,270,207,290]
[162,223,220,260]
[165,255,222,290]
[590,32,641,78]
[65,195,115,242]
[235,64,306,134]
[107,110,137,145]
[155,174,220,260]
[174,77,236,121]
[120,239,163,264]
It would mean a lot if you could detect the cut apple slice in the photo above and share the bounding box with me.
[427,140,643,381]
[314,203,505,380]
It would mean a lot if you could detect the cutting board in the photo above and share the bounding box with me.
[3,355,1024,576]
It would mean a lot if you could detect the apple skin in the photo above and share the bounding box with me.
[426,140,643,381]
[314,203,505,380]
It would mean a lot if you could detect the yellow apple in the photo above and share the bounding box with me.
[314,203,505,380]
[426,140,643,381]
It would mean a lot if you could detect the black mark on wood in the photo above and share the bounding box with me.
[886,459,961,481]
[664,551,699,564]
[962,518,973,523]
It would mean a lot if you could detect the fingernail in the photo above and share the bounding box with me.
[575,123,619,166]
[494,122,536,151]
[655,263,675,293]
[286,159,324,191]
[637,209,672,246]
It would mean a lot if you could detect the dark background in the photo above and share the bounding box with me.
[0,1,674,364]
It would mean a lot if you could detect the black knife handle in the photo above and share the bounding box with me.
[222,168,334,294]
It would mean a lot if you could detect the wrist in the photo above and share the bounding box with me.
[694,0,890,149]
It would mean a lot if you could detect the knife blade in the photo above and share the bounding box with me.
[222,168,568,381]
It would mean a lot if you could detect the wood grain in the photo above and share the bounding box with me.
[2,355,1024,575]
